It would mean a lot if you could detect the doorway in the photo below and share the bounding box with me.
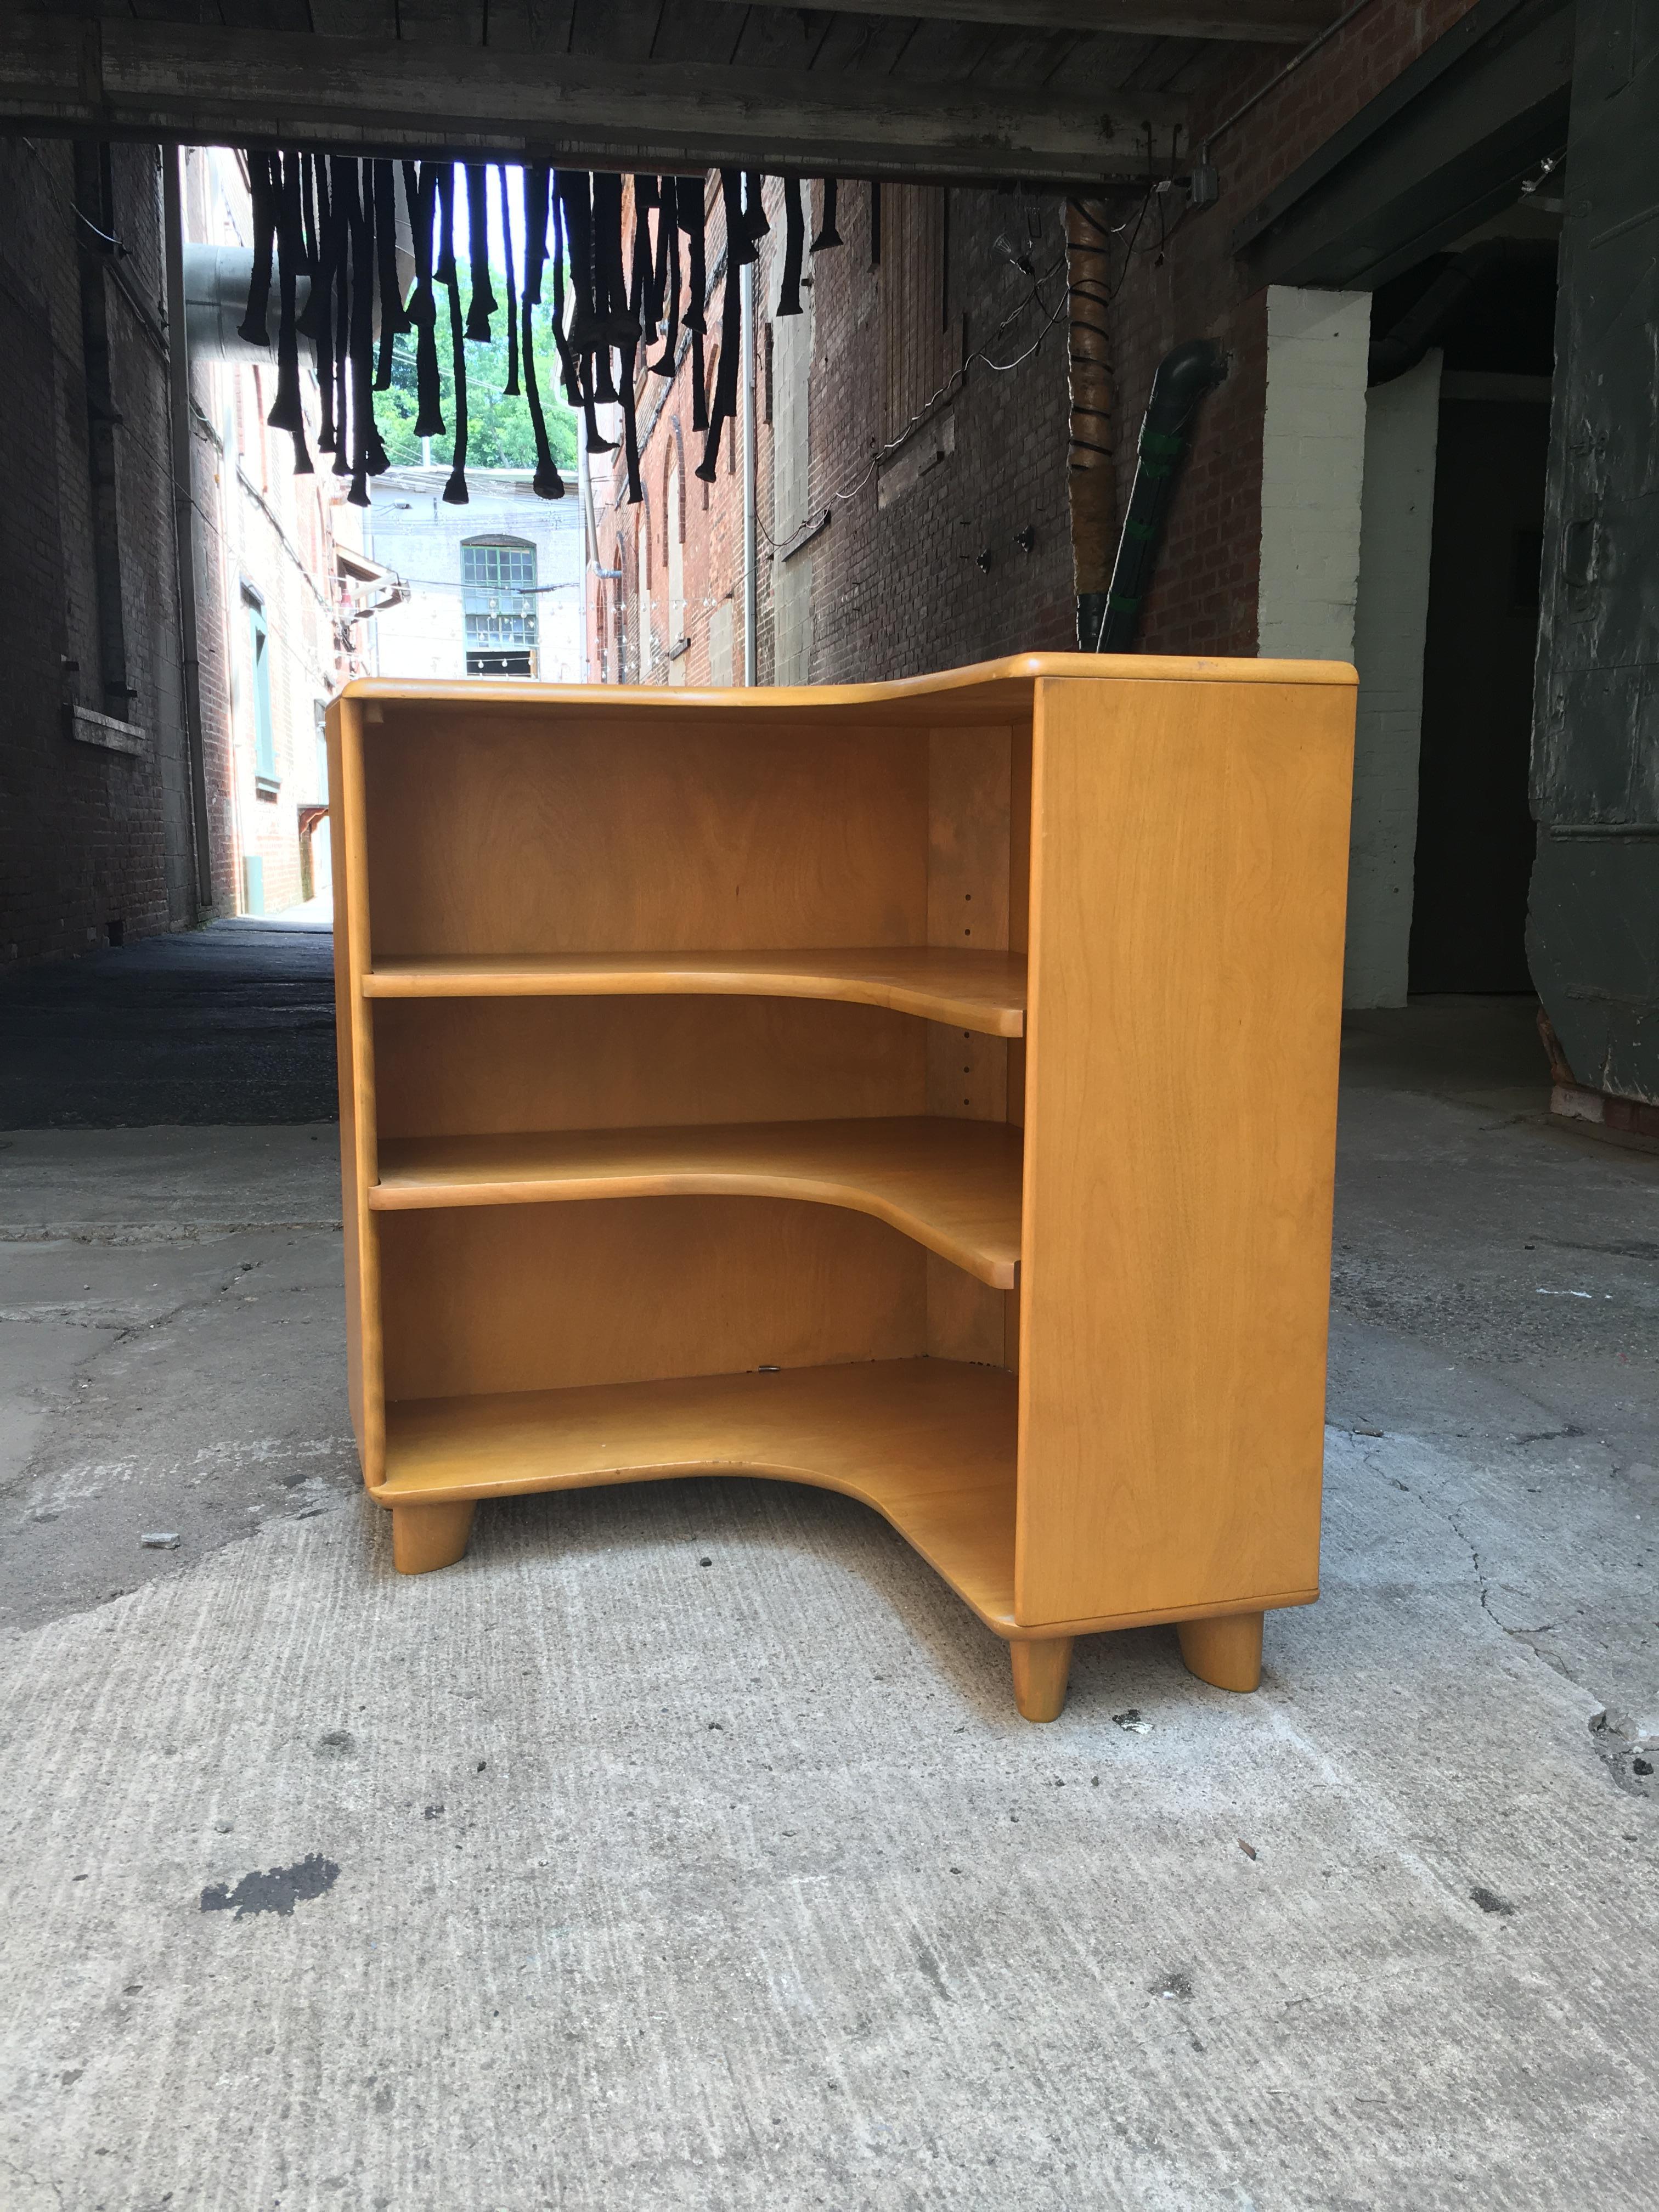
[1408,393,1550,992]
[1370,234,1560,995]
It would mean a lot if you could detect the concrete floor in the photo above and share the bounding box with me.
[1,926,1655,2209]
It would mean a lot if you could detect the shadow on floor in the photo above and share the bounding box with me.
[0,917,337,1128]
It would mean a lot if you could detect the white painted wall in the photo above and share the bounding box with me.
[1346,351,1442,1008]
[365,467,583,682]
[707,600,735,687]
[1257,286,1372,663]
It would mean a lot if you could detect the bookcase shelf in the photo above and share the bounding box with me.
[363,948,1027,1037]
[377,1359,1022,1630]
[330,654,1356,1720]
[370,1116,1023,1288]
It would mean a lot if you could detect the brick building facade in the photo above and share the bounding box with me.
[589,174,1079,692]
[181,145,366,920]
[594,0,1567,1030]
[1,136,368,964]
[1111,0,1489,659]
[0,138,200,964]
[594,5,1497,694]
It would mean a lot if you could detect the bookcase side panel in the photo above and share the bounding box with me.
[329,697,385,1487]
[1014,673,1356,1629]
[377,1197,927,1401]
[360,714,928,958]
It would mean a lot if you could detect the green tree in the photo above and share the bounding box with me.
[377,270,579,473]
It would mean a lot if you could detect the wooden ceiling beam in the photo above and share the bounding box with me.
[0,18,1189,183]
[735,0,1330,43]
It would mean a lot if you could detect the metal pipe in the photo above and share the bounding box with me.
[1095,339,1224,653]
[577,405,597,681]
[164,150,216,910]
[741,256,758,686]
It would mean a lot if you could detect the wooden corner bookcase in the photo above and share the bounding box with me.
[328,653,1356,1722]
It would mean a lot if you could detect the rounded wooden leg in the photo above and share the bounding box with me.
[391,1500,476,1576]
[1177,1610,1263,1692]
[1010,1635,1074,1723]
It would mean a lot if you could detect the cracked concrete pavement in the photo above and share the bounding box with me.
[0,1128,354,1632]
[0,935,1655,2207]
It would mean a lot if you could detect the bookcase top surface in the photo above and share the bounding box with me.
[338,651,1358,726]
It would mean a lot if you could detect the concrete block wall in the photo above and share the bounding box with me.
[1257,286,1371,662]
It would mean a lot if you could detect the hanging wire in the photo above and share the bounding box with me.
[806,179,1158,524]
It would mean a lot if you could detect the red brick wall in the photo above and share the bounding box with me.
[1113,0,1486,656]
[805,182,1076,681]
[604,178,1077,686]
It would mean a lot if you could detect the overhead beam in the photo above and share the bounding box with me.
[737,0,1329,42]
[0,19,1187,185]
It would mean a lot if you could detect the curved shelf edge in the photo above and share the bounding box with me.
[362,950,1026,1038]
[369,1117,1022,1290]
[373,1359,1020,1631]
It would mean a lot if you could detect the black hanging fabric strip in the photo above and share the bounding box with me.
[266,153,311,473]
[358,166,390,478]
[617,177,647,503]
[690,323,708,435]
[619,329,644,505]
[227,153,783,515]
[521,286,563,500]
[464,165,496,342]
[517,159,562,496]
[678,175,707,335]
[373,161,401,390]
[650,175,680,377]
[593,172,634,344]
[306,158,336,452]
[498,166,520,397]
[591,336,618,406]
[585,171,620,404]
[697,195,743,482]
[811,176,843,252]
[298,156,321,316]
[435,158,456,285]
[239,152,276,344]
[679,174,708,432]
[554,174,612,454]
[436,166,469,503]
[723,170,756,267]
[548,187,583,408]
[523,164,550,307]
[558,170,597,350]
[343,161,376,505]
[636,176,664,345]
[329,158,352,478]
[713,230,742,426]
[628,178,653,346]
[408,162,445,441]
[776,176,805,318]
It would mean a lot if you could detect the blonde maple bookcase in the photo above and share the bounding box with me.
[328,653,1356,1722]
